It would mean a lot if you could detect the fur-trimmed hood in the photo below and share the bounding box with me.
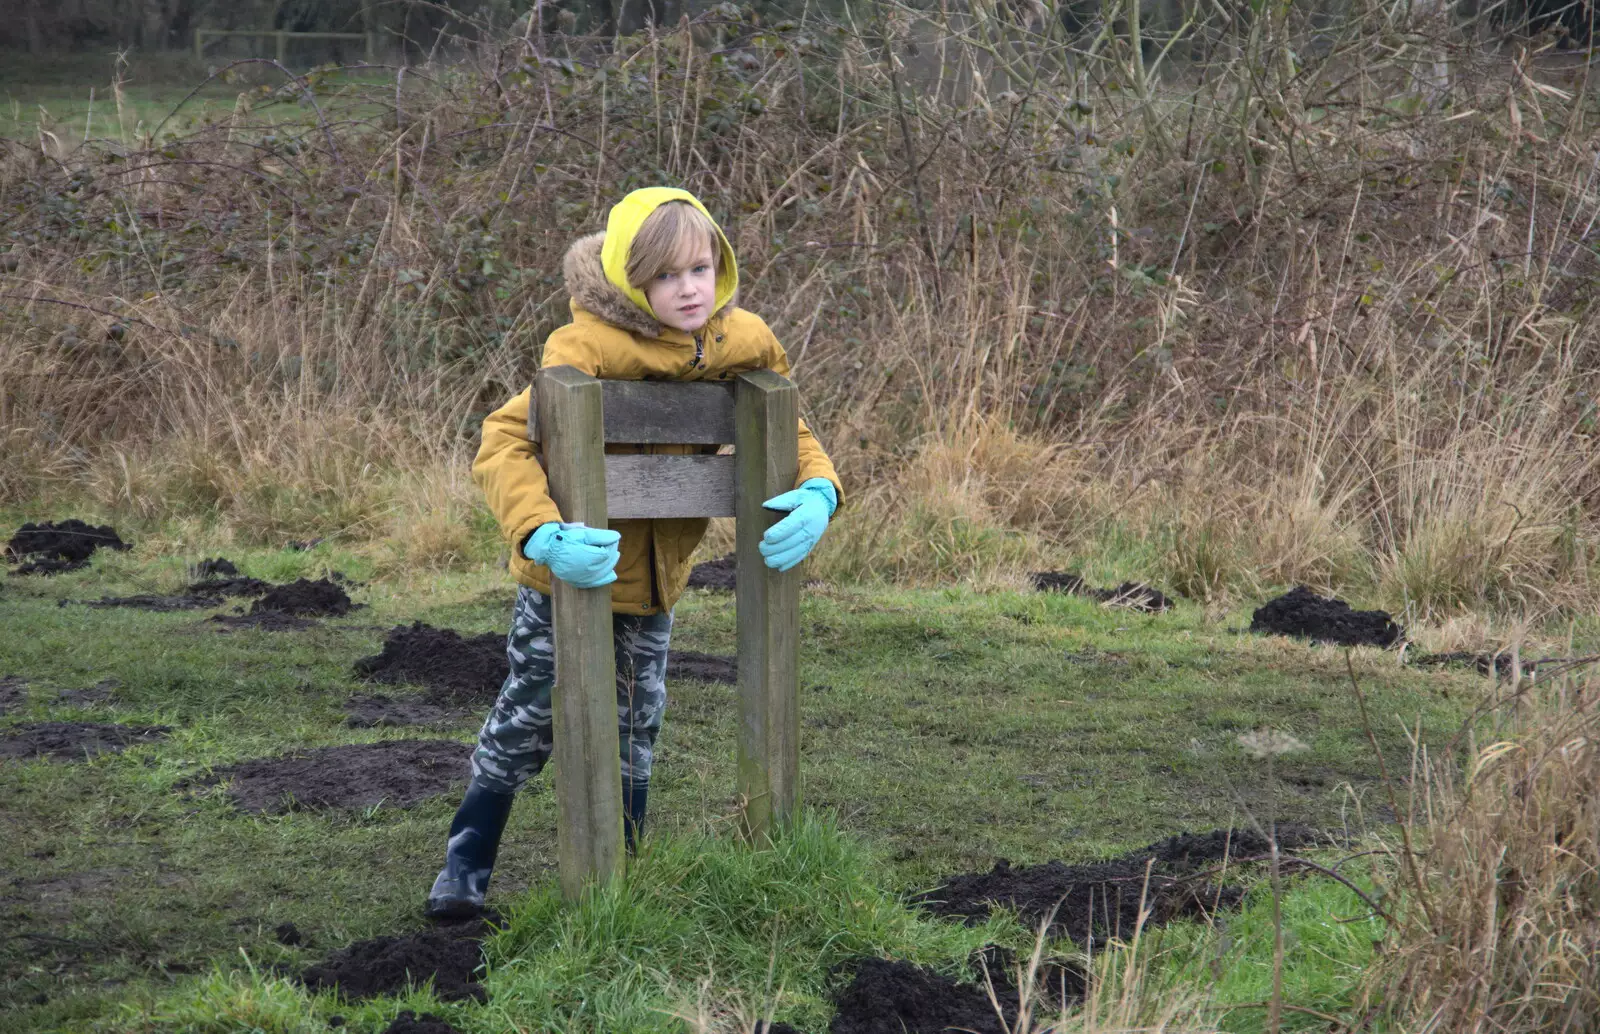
[561,231,739,340]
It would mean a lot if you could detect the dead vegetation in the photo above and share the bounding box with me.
[1,2,1596,619]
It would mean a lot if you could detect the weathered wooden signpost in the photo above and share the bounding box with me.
[531,367,800,900]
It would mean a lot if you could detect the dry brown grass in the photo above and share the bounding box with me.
[1361,662,1600,1032]
[1,2,1596,618]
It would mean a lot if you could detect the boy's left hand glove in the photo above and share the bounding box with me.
[759,478,838,572]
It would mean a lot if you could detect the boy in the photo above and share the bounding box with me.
[426,187,842,919]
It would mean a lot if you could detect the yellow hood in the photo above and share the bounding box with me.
[599,187,739,323]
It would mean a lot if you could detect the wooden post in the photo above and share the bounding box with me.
[537,367,624,900]
[276,30,287,65]
[733,370,801,842]
[194,29,205,62]
[362,0,377,63]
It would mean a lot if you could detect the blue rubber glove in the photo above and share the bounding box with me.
[759,478,838,572]
[523,521,621,588]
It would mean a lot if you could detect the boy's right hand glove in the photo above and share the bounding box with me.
[522,521,621,589]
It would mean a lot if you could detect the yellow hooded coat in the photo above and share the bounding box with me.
[472,188,842,615]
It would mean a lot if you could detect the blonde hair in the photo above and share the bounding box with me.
[624,201,720,288]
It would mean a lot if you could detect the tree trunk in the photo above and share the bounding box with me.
[591,0,616,36]
[24,0,44,52]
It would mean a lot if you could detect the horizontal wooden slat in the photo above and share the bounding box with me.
[604,454,735,519]
[527,373,736,445]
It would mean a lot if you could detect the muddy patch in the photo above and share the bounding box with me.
[86,592,225,612]
[686,554,738,591]
[1031,572,1173,613]
[300,918,491,1003]
[1251,587,1403,648]
[0,676,26,714]
[343,694,466,729]
[354,623,507,706]
[667,650,738,685]
[352,623,738,702]
[200,739,468,814]
[915,826,1321,947]
[4,519,131,575]
[381,1011,465,1034]
[0,722,169,762]
[189,576,272,598]
[55,680,117,707]
[830,950,1082,1034]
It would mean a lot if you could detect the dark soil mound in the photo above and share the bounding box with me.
[915,826,1320,947]
[202,739,468,813]
[1031,572,1173,613]
[195,558,238,579]
[13,557,91,575]
[381,1011,465,1034]
[189,576,272,598]
[667,651,738,685]
[252,578,354,617]
[686,554,738,591]
[0,676,25,714]
[830,952,1080,1034]
[0,721,169,761]
[354,623,507,705]
[1144,826,1318,864]
[343,694,464,729]
[300,924,487,1003]
[4,520,130,574]
[87,593,224,612]
[1251,587,1403,647]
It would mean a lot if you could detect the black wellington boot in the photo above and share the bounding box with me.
[623,781,649,855]
[424,782,515,919]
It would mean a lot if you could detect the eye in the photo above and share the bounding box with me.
[694,265,710,274]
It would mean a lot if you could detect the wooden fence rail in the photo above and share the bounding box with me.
[195,30,376,65]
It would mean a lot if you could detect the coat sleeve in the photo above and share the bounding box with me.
[758,321,844,505]
[471,325,608,551]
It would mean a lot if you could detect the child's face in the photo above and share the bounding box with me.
[643,239,718,333]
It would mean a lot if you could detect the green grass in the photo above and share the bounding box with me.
[0,534,1485,1032]
[1129,863,1392,1033]
[0,53,396,142]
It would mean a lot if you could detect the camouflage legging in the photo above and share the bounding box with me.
[470,586,673,795]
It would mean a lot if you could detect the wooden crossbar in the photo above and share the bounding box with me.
[527,378,736,445]
[605,454,734,519]
[194,29,376,64]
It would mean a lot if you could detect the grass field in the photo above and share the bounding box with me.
[0,524,1494,1033]
[0,52,393,143]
